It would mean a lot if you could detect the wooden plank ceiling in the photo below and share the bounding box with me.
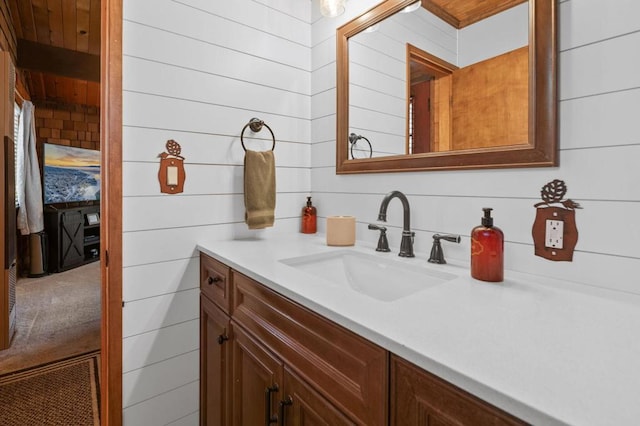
[8,0,100,107]
[421,0,527,28]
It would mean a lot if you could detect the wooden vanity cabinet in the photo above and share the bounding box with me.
[200,253,526,425]
[390,355,527,426]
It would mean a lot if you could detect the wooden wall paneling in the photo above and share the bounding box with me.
[46,0,64,47]
[42,73,56,101]
[451,46,528,150]
[30,0,50,45]
[0,0,17,60]
[72,78,88,105]
[76,0,90,52]
[61,0,77,50]
[57,75,73,104]
[9,0,36,42]
[88,0,100,55]
[86,80,99,106]
[101,0,122,424]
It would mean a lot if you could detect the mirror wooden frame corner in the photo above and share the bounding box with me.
[336,0,557,174]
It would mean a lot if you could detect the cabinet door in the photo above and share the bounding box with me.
[281,367,356,426]
[60,210,84,268]
[391,356,526,426]
[200,295,230,426]
[230,322,283,425]
[233,271,388,425]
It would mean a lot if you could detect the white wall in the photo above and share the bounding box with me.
[311,0,640,295]
[120,0,640,423]
[121,0,311,424]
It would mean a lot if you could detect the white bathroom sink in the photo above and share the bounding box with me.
[280,250,456,302]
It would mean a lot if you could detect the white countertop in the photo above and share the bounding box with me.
[198,234,640,425]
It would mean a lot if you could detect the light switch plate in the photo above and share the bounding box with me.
[545,219,564,249]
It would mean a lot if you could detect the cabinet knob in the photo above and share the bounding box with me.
[207,275,222,285]
[217,334,229,345]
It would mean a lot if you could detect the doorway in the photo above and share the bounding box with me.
[1,0,123,424]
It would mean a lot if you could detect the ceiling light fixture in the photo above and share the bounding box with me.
[319,0,346,18]
[401,0,421,13]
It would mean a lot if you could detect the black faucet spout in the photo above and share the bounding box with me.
[377,191,414,257]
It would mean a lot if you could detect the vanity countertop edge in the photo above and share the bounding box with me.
[198,234,640,426]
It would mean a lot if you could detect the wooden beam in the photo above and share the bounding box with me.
[17,38,100,82]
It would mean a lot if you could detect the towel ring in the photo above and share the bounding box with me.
[349,133,372,159]
[241,118,276,152]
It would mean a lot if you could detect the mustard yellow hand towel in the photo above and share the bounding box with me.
[244,149,276,229]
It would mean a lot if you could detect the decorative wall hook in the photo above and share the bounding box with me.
[532,179,582,261]
[158,139,186,194]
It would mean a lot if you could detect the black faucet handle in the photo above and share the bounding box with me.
[433,234,461,244]
[428,234,461,264]
[368,224,391,252]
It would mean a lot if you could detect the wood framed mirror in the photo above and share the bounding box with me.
[336,0,556,173]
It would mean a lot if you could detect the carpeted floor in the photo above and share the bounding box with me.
[0,261,101,374]
[0,351,101,426]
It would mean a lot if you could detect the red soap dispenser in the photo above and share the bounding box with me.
[471,208,504,282]
[301,196,317,234]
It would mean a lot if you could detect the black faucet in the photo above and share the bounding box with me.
[377,191,414,257]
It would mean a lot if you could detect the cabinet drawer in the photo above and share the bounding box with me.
[200,253,231,313]
[232,271,388,426]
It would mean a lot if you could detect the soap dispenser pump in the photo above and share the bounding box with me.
[301,196,317,234]
[471,208,504,282]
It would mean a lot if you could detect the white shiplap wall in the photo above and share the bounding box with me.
[121,0,311,424]
[311,0,640,295]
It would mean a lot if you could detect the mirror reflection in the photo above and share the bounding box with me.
[348,1,529,158]
[336,0,556,173]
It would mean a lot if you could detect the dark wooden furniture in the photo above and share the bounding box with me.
[200,253,525,425]
[44,205,100,272]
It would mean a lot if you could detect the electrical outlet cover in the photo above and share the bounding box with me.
[532,207,578,261]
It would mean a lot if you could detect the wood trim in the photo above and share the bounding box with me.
[17,38,100,82]
[100,0,122,425]
[336,0,557,174]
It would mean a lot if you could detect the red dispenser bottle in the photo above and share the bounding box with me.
[301,196,317,234]
[471,208,504,282]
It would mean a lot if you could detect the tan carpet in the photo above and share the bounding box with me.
[0,351,100,426]
[0,261,101,374]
